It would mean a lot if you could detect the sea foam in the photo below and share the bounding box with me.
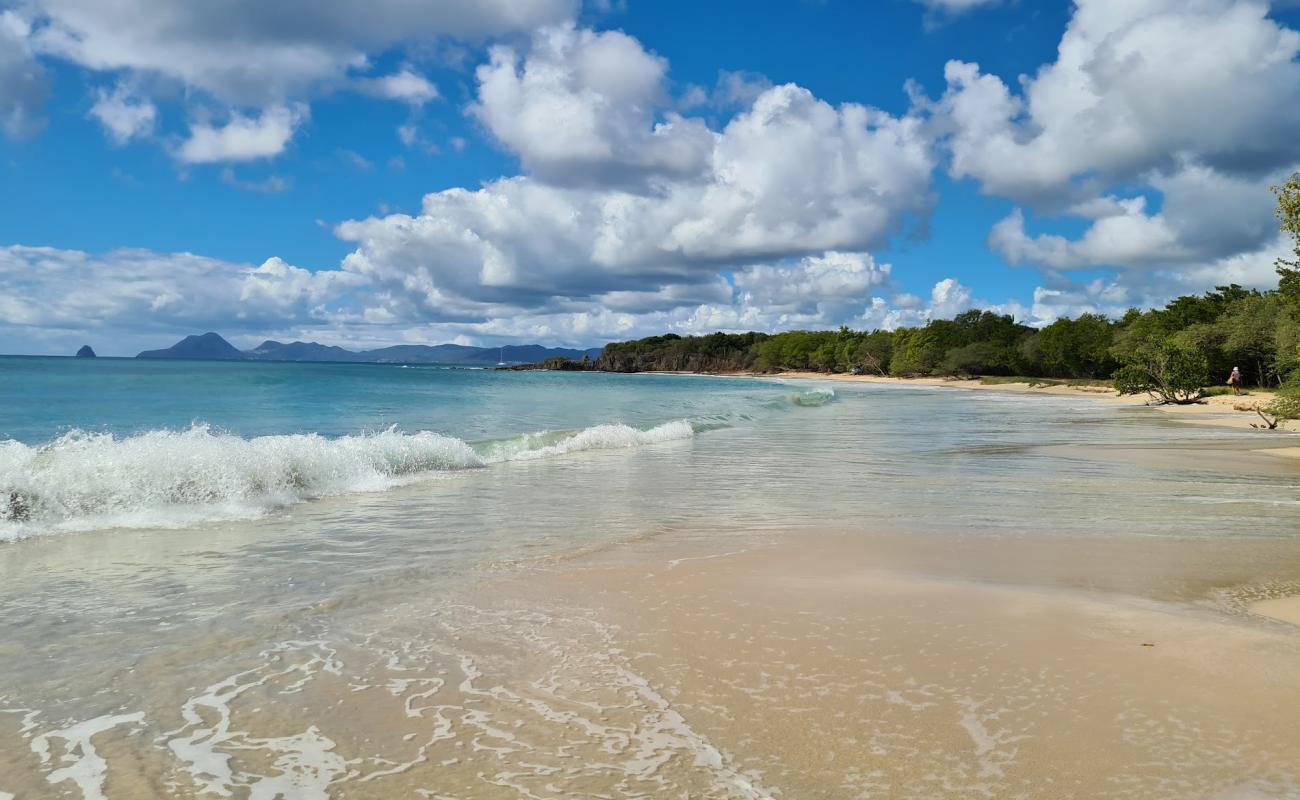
[0,420,694,538]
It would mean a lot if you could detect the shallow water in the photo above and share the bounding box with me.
[1,361,1298,798]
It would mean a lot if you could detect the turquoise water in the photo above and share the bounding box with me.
[0,356,794,537]
[0,356,782,443]
[2,357,1299,797]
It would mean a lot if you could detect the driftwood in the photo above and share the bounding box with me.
[1251,408,1281,430]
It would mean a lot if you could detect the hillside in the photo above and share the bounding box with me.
[136,333,604,365]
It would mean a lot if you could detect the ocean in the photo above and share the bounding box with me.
[2,356,1299,798]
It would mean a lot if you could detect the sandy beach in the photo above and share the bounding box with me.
[764,371,1300,435]
[505,529,1300,799]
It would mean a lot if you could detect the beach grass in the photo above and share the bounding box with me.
[977,376,1113,389]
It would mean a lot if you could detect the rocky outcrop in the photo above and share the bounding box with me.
[75,345,96,358]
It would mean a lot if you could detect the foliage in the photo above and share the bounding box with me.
[595,283,1293,395]
[1263,372,1300,424]
[1113,343,1209,405]
[1036,313,1116,378]
[1275,172,1300,318]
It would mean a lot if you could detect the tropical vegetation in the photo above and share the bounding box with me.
[595,173,1300,416]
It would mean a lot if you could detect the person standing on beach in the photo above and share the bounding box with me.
[1228,366,1243,395]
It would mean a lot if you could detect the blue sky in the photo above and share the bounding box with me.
[2,0,1299,355]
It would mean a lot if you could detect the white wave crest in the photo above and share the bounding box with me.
[483,420,694,463]
[1,420,695,538]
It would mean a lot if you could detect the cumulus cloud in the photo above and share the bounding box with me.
[334,24,935,324]
[0,240,1001,356]
[469,24,714,187]
[935,0,1300,200]
[176,105,307,163]
[9,0,571,153]
[0,11,48,137]
[88,84,156,143]
[928,0,1300,289]
[732,251,893,324]
[0,245,365,354]
[355,69,439,106]
[20,0,575,105]
[1027,234,1289,321]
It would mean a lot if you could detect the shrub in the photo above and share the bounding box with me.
[1114,343,1209,405]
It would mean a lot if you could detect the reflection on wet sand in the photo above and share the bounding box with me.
[520,532,1300,799]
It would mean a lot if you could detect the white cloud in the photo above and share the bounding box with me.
[1025,235,1289,324]
[927,0,1300,295]
[935,0,1300,201]
[912,0,1002,15]
[332,25,935,324]
[355,69,439,106]
[0,241,991,355]
[0,11,48,137]
[733,251,893,324]
[21,0,575,105]
[10,0,571,153]
[88,84,156,143]
[0,245,364,355]
[469,24,714,188]
[176,105,306,164]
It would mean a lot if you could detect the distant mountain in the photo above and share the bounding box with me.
[246,340,357,362]
[137,332,246,360]
[75,345,96,358]
[135,333,605,365]
[359,343,604,365]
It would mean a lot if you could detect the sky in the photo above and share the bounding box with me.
[2,0,1300,356]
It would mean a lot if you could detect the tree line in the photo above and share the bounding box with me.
[594,174,1300,419]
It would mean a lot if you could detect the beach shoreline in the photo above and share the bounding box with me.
[643,368,1300,436]
[4,366,1300,798]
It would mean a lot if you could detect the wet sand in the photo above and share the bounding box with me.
[768,372,1300,433]
[515,530,1300,799]
[1253,595,1300,626]
[9,526,1298,799]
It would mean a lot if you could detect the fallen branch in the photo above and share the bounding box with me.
[1251,408,1280,430]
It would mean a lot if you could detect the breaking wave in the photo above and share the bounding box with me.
[790,389,835,407]
[0,421,695,539]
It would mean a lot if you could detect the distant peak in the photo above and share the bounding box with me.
[136,331,244,360]
[75,345,97,358]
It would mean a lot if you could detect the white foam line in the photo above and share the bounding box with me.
[164,640,348,798]
[614,665,777,800]
[30,712,145,800]
[666,548,750,570]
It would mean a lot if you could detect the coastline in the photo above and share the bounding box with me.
[713,369,1300,436]
[4,366,1300,797]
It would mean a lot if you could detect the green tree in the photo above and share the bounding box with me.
[1114,342,1209,405]
[850,331,893,375]
[1257,372,1300,429]
[1037,313,1115,378]
[1218,294,1286,386]
[1274,172,1300,318]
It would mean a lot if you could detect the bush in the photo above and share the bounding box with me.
[1114,343,1209,404]
[1265,372,1300,422]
